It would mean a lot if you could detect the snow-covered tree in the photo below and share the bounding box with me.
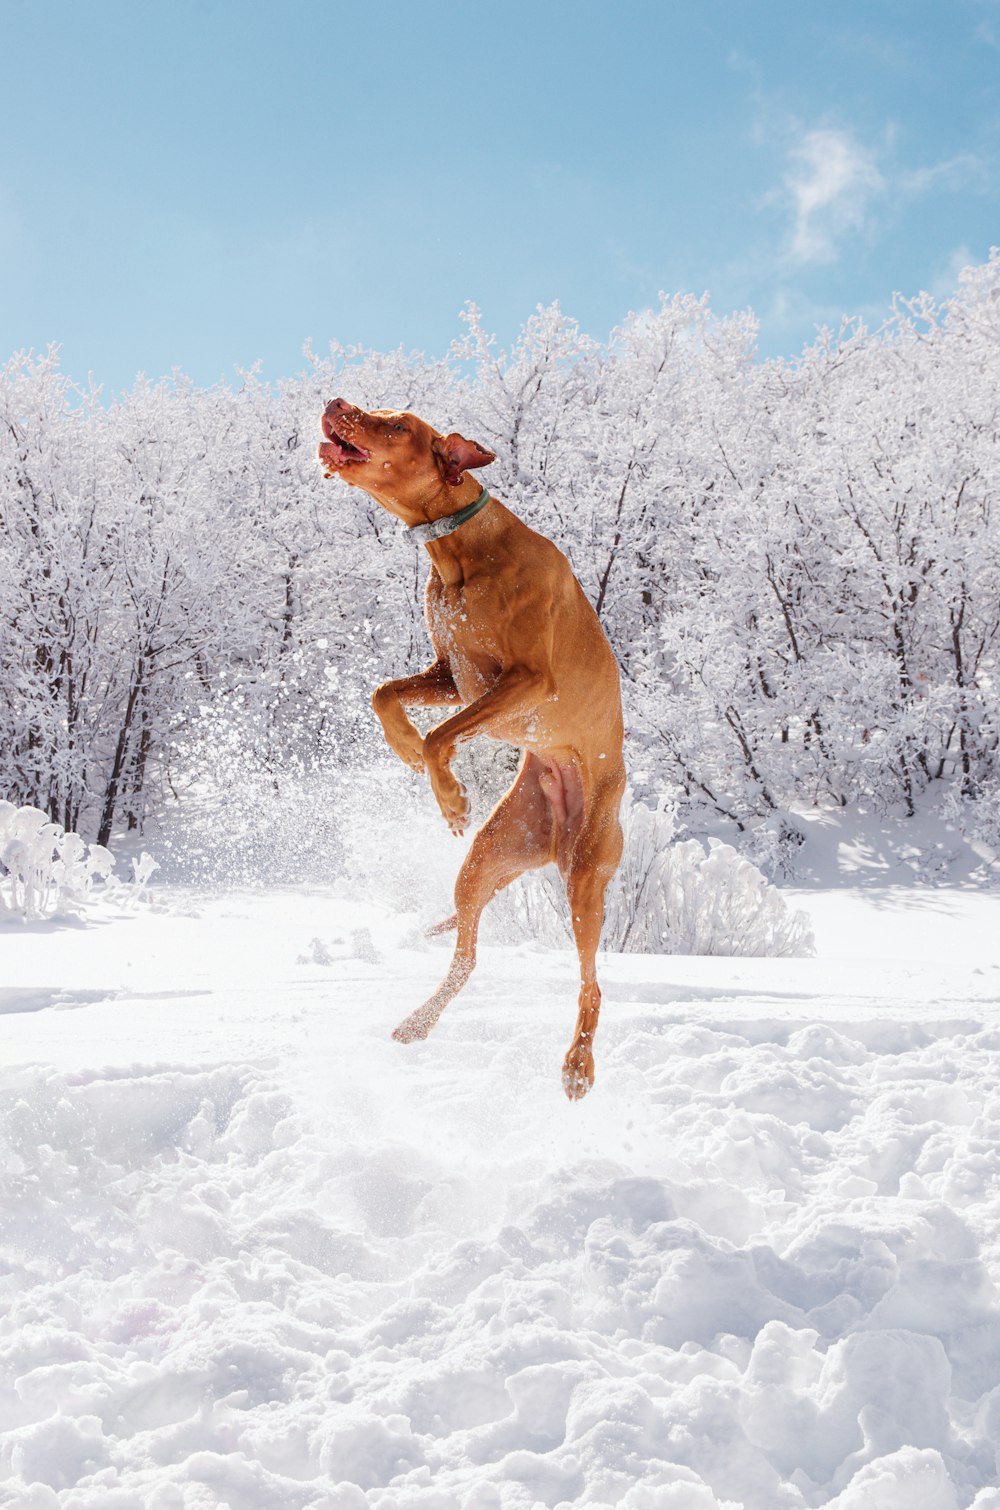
[3,253,1000,859]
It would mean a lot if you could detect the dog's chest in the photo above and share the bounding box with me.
[426,577,501,696]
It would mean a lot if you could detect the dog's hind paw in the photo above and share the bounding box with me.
[561,1047,595,1101]
[426,912,458,938]
[392,1008,435,1043]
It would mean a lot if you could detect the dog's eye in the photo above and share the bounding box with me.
[393,423,407,433]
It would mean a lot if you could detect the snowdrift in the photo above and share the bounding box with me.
[1,883,999,1507]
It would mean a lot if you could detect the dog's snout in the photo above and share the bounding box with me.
[321,397,361,444]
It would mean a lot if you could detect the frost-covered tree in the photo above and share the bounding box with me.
[3,252,1000,856]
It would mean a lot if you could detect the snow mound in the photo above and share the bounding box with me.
[0,802,153,922]
[2,969,998,1507]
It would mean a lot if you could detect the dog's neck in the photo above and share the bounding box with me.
[417,481,503,585]
[365,473,483,528]
[381,475,495,580]
[408,485,491,547]
[420,475,484,520]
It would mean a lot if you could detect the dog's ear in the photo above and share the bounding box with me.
[432,432,497,486]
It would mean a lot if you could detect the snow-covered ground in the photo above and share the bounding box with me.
[3,835,1000,1508]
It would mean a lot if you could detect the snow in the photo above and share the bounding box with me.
[2,863,1000,1508]
[0,805,125,924]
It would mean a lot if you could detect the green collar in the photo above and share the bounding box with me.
[408,485,491,547]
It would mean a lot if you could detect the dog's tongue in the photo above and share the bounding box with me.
[319,435,370,467]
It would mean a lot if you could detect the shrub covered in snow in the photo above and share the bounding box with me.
[0,801,154,921]
[494,794,815,957]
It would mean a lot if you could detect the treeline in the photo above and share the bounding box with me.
[3,252,1000,856]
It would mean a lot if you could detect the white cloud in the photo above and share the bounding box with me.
[900,152,989,196]
[782,127,884,265]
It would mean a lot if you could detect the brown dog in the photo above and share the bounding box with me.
[318,398,625,1098]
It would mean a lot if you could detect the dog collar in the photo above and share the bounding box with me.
[408,485,491,546]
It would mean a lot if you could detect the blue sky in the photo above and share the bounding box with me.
[2,0,998,391]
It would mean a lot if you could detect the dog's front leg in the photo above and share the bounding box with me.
[423,668,548,834]
[372,660,461,772]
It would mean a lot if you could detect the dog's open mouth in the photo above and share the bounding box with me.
[319,414,372,470]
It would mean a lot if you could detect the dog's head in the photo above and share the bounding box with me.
[318,399,495,523]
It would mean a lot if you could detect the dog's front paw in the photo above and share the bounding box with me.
[429,769,470,836]
[387,729,425,773]
[562,1046,595,1101]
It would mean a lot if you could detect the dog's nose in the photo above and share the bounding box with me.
[326,397,351,413]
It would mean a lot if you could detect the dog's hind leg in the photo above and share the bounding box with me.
[560,770,626,1100]
[393,755,553,1043]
